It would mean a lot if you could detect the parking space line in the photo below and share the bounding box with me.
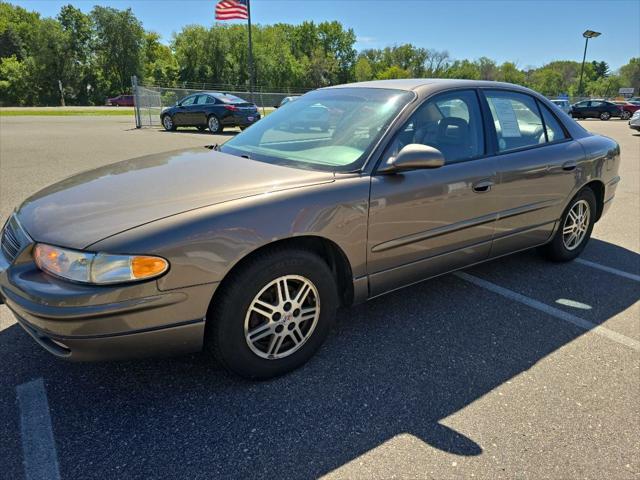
[454,272,640,352]
[575,258,640,282]
[16,378,61,480]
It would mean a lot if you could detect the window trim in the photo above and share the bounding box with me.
[373,88,489,174]
[479,88,573,157]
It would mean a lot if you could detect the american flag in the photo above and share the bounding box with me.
[215,0,249,20]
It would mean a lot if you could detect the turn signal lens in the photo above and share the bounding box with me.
[131,256,169,279]
[33,243,169,285]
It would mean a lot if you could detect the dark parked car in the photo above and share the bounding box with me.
[106,94,134,107]
[570,100,622,120]
[1,79,621,379]
[161,92,260,133]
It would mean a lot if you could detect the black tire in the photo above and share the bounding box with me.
[599,111,611,121]
[206,248,338,379]
[207,115,223,134]
[162,114,176,131]
[540,188,596,262]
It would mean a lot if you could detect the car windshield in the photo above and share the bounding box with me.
[220,88,414,172]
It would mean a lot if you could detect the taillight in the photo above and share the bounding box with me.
[224,105,239,112]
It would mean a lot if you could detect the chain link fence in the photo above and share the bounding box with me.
[131,76,311,128]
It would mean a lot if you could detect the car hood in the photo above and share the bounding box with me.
[16,148,334,249]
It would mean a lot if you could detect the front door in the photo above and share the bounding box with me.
[482,89,585,257]
[174,95,197,125]
[367,89,499,297]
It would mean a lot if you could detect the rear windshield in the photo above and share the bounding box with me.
[211,94,248,104]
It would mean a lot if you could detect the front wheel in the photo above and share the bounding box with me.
[540,188,596,262]
[599,111,611,121]
[206,249,338,379]
[162,115,176,131]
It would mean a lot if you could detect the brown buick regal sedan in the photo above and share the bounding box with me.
[0,80,620,379]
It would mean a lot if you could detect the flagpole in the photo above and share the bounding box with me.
[247,0,255,103]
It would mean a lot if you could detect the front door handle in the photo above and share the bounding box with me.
[472,180,494,193]
[562,161,577,171]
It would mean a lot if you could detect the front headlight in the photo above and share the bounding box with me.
[33,244,169,285]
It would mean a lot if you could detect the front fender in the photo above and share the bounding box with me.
[89,175,371,291]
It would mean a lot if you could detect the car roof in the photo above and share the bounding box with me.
[324,78,534,93]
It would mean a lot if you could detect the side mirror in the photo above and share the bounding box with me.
[378,144,445,174]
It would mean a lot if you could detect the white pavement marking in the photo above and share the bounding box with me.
[16,378,61,480]
[575,258,640,283]
[454,271,640,352]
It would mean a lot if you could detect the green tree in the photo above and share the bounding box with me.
[619,57,640,91]
[0,55,28,105]
[354,56,373,81]
[91,6,144,94]
[376,65,411,80]
[0,25,25,59]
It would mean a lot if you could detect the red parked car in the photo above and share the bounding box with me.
[612,101,640,120]
[106,94,134,107]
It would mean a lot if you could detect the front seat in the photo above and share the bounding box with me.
[432,117,472,161]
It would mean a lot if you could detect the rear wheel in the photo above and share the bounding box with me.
[621,110,631,120]
[162,115,176,131]
[540,188,596,262]
[599,111,611,121]
[208,115,223,133]
[206,249,338,379]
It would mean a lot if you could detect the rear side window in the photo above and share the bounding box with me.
[539,102,568,142]
[485,90,545,152]
[385,89,484,164]
[205,96,216,104]
[195,95,209,105]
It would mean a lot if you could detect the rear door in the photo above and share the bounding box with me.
[367,89,499,296]
[483,89,583,257]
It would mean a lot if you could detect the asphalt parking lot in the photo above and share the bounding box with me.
[0,115,638,479]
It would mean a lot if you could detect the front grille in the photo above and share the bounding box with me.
[1,215,28,263]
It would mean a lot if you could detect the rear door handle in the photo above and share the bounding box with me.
[562,161,577,171]
[472,180,494,193]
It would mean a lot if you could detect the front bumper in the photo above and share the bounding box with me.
[0,235,217,361]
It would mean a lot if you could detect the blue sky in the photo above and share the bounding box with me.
[12,0,640,70]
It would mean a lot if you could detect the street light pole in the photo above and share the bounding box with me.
[578,30,601,97]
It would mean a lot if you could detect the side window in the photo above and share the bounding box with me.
[590,101,603,107]
[539,102,568,143]
[195,95,209,105]
[385,89,484,164]
[485,90,544,152]
[205,96,216,104]
[179,96,196,107]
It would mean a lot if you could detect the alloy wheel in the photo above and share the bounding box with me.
[208,116,220,132]
[600,112,610,120]
[163,115,173,130]
[562,200,590,251]
[244,275,320,360]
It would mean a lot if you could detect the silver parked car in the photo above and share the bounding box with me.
[629,109,640,131]
[0,79,621,379]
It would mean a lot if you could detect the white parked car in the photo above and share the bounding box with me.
[629,110,640,131]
